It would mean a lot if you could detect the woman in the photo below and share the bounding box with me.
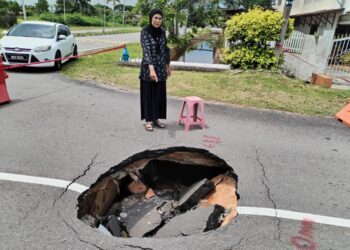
[140,8,171,132]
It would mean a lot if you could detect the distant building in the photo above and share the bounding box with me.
[274,0,349,35]
[274,0,350,82]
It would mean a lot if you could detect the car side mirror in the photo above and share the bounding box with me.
[58,34,67,41]
[2,30,8,36]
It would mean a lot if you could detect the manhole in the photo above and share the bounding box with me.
[77,147,239,238]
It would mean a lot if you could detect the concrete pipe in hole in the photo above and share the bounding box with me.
[77,147,239,238]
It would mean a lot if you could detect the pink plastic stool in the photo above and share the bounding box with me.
[178,96,206,132]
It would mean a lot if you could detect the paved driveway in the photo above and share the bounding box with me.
[1,70,350,249]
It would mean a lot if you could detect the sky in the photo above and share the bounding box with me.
[16,0,137,7]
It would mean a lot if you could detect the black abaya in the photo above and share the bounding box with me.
[140,80,167,122]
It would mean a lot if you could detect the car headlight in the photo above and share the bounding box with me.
[34,45,51,53]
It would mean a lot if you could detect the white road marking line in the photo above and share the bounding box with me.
[0,172,88,193]
[1,172,350,228]
[237,207,350,228]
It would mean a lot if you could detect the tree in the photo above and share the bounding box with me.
[134,0,223,39]
[7,1,21,16]
[55,0,77,14]
[76,0,92,14]
[0,0,17,27]
[187,0,224,28]
[223,7,293,69]
[35,0,49,14]
[114,4,133,12]
[224,0,272,9]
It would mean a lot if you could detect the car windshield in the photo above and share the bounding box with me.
[8,23,56,39]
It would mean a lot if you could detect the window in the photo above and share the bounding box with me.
[62,26,71,36]
[8,23,55,39]
[309,24,318,35]
[57,25,68,37]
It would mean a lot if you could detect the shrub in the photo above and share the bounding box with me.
[0,9,17,28]
[223,7,293,69]
[39,13,102,26]
[39,13,64,23]
[192,26,198,34]
[339,51,350,65]
[0,0,17,28]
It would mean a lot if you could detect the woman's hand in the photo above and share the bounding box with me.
[149,65,158,82]
[167,65,171,77]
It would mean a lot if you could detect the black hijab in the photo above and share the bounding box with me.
[146,8,164,40]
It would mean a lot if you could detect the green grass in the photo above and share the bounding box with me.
[0,28,5,38]
[62,43,350,117]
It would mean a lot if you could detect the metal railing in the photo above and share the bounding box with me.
[326,33,350,78]
[283,30,306,54]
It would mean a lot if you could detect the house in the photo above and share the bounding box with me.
[274,0,350,81]
[275,0,349,35]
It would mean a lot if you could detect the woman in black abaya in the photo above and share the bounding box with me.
[140,9,171,132]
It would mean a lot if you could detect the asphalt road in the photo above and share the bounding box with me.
[1,67,350,249]
[76,32,140,53]
[0,44,350,249]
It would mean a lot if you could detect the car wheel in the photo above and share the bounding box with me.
[54,51,62,70]
[72,45,78,60]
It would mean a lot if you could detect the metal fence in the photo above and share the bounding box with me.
[326,34,350,78]
[283,30,306,54]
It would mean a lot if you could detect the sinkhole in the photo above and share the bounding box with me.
[77,147,239,238]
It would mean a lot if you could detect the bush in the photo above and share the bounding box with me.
[39,13,64,23]
[39,13,102,26]
[0,9,17,28]
[223,7,293,69]
[339,51,350,65]
[0,0,17,28]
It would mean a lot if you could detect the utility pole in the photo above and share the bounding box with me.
[21,0,27,20]
[277,0,294,58]
[103,0,106,32]
[112,0,115,31]
[122,0,125,28]
[63,0,66,23]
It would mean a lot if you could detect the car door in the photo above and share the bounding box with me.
[57,25,70,58]
[63,26,75,56]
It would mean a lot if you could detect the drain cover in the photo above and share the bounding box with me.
[77,147,239,238]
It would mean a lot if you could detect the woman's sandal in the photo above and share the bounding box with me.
[155,120,165,128]
[145,122,153,132]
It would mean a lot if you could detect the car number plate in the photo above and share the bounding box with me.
[10,55,25,60]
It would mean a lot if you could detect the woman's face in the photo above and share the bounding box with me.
[151,13,163,28]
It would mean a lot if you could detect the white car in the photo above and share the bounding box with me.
[0,21,77,70]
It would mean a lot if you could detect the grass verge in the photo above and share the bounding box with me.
[72,27,141,37]
[62,43,350,117]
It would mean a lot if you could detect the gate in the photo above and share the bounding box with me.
[283,30,306,54]
[326,34,350,79]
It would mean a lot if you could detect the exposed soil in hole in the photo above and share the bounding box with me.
[77,147,239,238]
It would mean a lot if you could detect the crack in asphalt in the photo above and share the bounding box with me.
[255,148,282,241]
[58,210,105,250]
[119,245,153,250]
[53,154,99,207]
[46,239,67,246]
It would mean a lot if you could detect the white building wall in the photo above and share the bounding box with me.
[274,0,345,34]
[283,30,336,81]
[275,0,349,14]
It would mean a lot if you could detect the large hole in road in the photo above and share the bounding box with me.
[77,147,239,238]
